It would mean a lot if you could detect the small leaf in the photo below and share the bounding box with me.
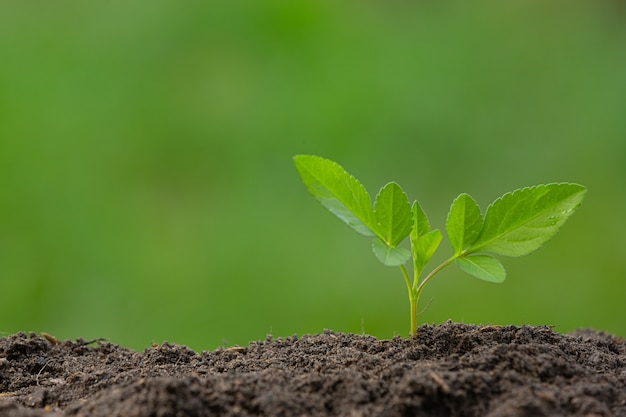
[470,183,586,257]
[294,155,376,236]
[455,255,506,283]
[412,201,431,237]
[373,182,413,247]
[372,238,411,266]
[446,193,483,256]
[411,229,442,277]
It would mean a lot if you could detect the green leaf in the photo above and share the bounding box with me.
[410,202,440,276]
[294,155,376,236]
[470,183,586,257]
[455,255,506,283]
[373,182,413,247]
[411,229,442,277]
[372,238,411,266]
[446,193,483,256]
[412,201,431,238]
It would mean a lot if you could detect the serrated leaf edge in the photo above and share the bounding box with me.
[469,182,586,256]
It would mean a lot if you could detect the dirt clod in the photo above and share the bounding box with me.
[1,322,625,416]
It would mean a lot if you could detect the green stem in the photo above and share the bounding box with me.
[405,256,457,338]
[415,256,456,300]
[410,294,417,337]
[399,265,415,336]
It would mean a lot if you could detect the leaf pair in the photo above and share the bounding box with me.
[294,154,586,336]
[294,154,586,284]
[294,155,413,265]
[443,184,587,282]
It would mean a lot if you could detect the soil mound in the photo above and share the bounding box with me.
[1,322,625,416]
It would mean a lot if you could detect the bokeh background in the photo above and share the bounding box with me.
[1,1,625,351]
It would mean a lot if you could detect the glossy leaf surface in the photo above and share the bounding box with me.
[294,155,376,236]
[373,182,413,247]
[455,255,506,283]
[412,201,431,238]
[411,229,442,277]
[471,183,586,257]
[446,193,483,256]
[372,238,411,266]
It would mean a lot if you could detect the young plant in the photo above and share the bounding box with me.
[293,155,586,337]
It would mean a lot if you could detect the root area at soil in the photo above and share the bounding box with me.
[1,322,625,416]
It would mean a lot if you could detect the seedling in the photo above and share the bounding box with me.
[294,155,586,337]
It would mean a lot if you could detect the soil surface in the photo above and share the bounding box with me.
[1,322,625,417]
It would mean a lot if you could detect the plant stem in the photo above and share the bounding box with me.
[399,265,415,336]
[415,256,456,299]
[403,256,457,338]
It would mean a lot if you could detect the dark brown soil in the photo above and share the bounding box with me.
[1,322,625,417]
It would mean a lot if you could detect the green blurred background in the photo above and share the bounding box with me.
[1,1,625,351]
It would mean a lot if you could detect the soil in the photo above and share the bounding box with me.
[0,322,624,417]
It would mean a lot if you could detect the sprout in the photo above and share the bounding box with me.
[294,155,586,337]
